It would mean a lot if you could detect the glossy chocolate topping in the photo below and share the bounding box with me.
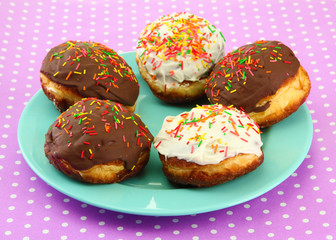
[45,98,153,170]
[40,41,139,106]
[205,40,300,113]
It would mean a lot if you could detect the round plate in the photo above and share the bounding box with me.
[18,52,313,216]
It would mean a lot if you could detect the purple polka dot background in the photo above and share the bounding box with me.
[1,0,335,239]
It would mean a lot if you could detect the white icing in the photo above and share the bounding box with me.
[154,105,263,165]
[136,12,226,87]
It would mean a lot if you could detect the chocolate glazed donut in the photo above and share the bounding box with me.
[40,41,139,112]
[44,98,153,183]
[206,40,311,128]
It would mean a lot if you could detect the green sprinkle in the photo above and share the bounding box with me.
[220,32,226,42]
[140,50,146,58]
[207,25,215,33]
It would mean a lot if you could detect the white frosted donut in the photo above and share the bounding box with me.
[154,104,264,187]
[136,12,226,103]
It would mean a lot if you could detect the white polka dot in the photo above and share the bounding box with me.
[302,218,309,223]
[154,225,161,229]
[228,223,235,228]
[62,210,69,215]
[24,224,31,228]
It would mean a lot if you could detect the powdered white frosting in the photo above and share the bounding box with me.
[136,12,226,87]
[154,105,263,165]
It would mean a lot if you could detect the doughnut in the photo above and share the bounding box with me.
[205,40,311,128]
[40,41,139,112]
[44,98,153,184]
[154,104,264,187]
[136,12,226,103]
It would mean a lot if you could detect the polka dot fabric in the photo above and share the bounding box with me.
[1,0,335,239]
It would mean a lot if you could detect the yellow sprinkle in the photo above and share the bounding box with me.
[62,62,67,66]
[230,89,237,93]
[53,72,59,76]
[89,149,92,154]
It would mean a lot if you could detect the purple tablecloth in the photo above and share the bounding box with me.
[1,0,335,239]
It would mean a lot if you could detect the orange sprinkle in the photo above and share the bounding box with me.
[214,144,218,153]
[66,71,72,80]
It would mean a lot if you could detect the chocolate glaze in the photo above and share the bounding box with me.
[45,98,153,170]
[40,41,139,106]
[205,40,300,113]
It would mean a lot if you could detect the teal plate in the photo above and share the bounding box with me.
[18,52,313,216]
